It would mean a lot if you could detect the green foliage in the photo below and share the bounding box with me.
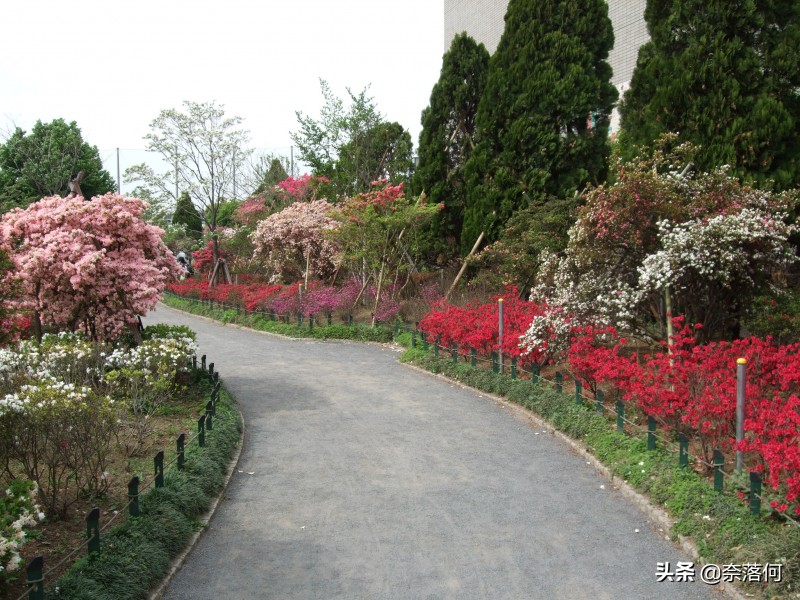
[743,288,800,344]
[0,119,115,212]
[171,192,203,238]
[292,80,414,198]
[470,194,580,290]
[415,33,489,257]
[461,0,617,250]
[251,157,289,196]
[618,0,800,190]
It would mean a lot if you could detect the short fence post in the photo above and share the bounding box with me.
[198,415,206,447]
[679,433,689,468]
[511,357,517,380]
[177,433,186,471]
[411,330,417,348]
[394,318,399,337]
[206,398,216,416]
[154,451,164,488]
[208,362,215,377]
[434,337,440,358]
[86,507,100,558]
[616,400,624,432]
[297,312,302,326]
[451,342,457,364]
[596,389,604,414]
[269,309,275,321]
[575,380,582,405]
[470,348,476,367]
[531,363,539,385]
[201,355,206,370]
[749,472,762,515]
[348,314,353,326]
[327,313,332,326]
[192,355,197,369]
[422,333,429,351]
[128,476,140,517]
[492,352,498,374]
[26,556,44,600]
[555,372,563,393]
[206,400,214,431]
[647,416,657,450]
[309,314,314,332]
[713,448,724,493]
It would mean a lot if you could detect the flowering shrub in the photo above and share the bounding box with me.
[0,193,182,341]
[251,199,339,283]
[0,379,118,517]
[0,478,44,583]
[568,318,800,514]
[526,138,797,353]
[418,287,545,365]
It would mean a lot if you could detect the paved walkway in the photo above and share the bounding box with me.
[148,305,722,600]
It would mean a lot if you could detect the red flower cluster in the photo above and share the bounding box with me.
[168,279,282,312]
[418,287,545,365]
[568,317,800,513]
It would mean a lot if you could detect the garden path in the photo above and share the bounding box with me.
[147,304,722,600]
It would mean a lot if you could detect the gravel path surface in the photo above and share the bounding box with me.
[148,304,723,600]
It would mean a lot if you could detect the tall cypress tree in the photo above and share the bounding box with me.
[461,0,617,251]
[415,33,489,254]
[619,0,800,190]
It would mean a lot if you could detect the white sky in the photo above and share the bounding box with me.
[0,0,445,192]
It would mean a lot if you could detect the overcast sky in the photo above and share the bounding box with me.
[0,0,445,190]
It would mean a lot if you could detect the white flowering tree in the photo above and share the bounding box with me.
[250,199,339,284]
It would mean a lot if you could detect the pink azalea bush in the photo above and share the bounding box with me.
[0,193,182,341]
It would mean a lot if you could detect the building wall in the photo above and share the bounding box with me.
[444,0,649,89]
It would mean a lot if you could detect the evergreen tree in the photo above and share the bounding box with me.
[415,33,489,255]
[0,119,115,212]
[619,0,800,190]
[461,0,617,252]
[172,191,203,238]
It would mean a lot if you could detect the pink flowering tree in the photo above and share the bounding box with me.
[0,193,182,342]
[250,199,339,283]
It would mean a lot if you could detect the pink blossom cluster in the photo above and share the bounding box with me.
[1,193,182,340]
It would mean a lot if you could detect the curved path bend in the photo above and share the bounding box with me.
[148,304,721,600]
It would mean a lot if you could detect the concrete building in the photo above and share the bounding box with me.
[444,0,650,134]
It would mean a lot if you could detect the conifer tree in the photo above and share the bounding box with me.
[172,191,203,238]
[461,0,617,251]
[619,1,800,189]
[415,33,489,255]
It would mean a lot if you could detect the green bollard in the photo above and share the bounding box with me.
[452,342,458,364]
[177,433,185,471]
[86,508,100,558]
[492,352,499,374]
[749,472,762,515]
[647,416,657,450]
[713,448,724,493]
[596,389,604,414]
[470,348,476,367]
[128,476,140,517]
[26,556,44,600]
[154,451,164,488]
[511,357,517,380]
[555,371,563,393]
[575,380,583,405]
[616,400,625,433]
[679,433,689,467]
[198,415,206,447]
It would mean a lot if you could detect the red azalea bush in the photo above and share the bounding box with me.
[418,287,545,365]
[568,317,800,514]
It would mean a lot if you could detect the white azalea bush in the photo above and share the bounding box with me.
[0,478,44,584]
[522,138,798,361]
[104,334,198,455]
